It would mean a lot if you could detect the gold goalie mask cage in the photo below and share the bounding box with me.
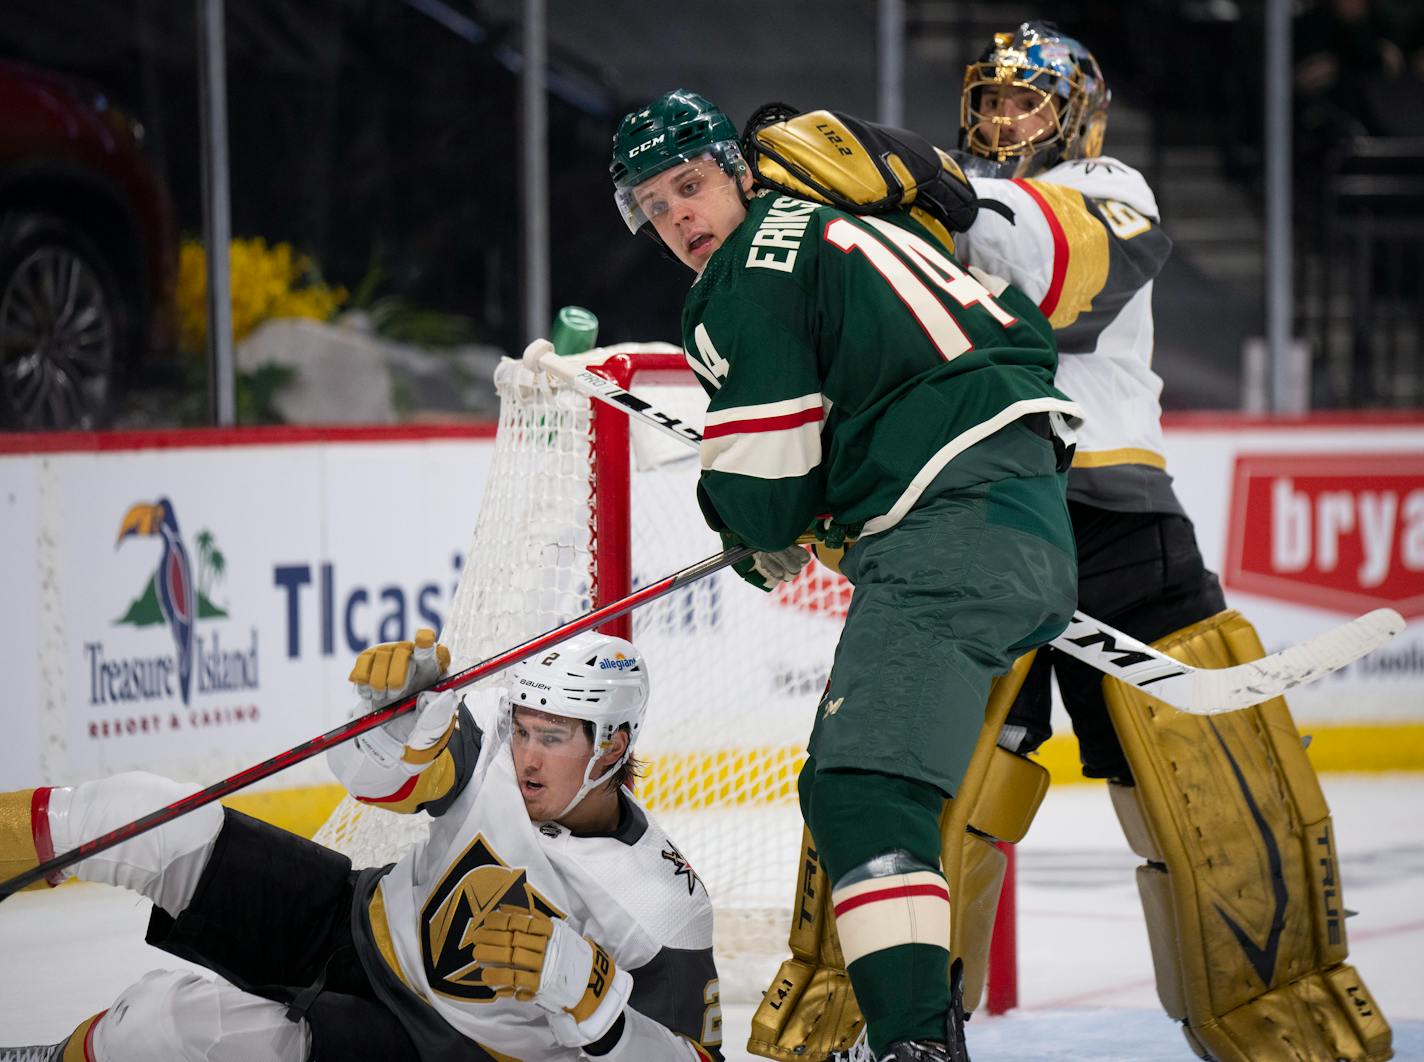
[739,102,982,243]
[960,21,1110,178]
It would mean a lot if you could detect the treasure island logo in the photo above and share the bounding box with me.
[85,498,260,721]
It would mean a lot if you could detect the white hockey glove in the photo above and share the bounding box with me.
[721,532,812,593]
[754,545,813,584]
[328,629,458,802]
[471,906,634,1048]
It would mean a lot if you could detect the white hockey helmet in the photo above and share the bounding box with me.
[501,629,650,817]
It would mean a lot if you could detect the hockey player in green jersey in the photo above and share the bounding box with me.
[610,90,1083,1062]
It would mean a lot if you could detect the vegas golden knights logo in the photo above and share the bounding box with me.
[421,833,563,1000]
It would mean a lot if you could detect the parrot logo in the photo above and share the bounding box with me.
[115,498,214,705]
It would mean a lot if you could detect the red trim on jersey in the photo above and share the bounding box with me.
[1012,178,1069,319]
[702,406,823,440]
[833,881,950,917]
[82,1009,108,1061]
[30,786,60,887]
[356,774,421,805]
[0,422,498,456]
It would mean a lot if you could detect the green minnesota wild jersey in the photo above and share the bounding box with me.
[682,191,1084,551]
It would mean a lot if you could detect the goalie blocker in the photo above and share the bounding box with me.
[748,610,1392,1062]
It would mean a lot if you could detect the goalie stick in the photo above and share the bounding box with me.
[525,342,1405,715]
[0,543,754,902]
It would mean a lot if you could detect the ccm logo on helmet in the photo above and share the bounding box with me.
[599,656,638,671]
[629,133,666,157]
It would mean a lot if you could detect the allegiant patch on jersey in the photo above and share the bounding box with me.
[421,833,564,1000]
[746,195,819,273]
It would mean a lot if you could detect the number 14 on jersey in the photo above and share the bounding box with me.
[825,215,1018,362]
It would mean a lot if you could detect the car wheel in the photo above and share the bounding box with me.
[0,210,128,429]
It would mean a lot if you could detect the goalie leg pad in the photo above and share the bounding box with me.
[750,657,1044,1061]
[45,772,223,916]
[750,825,864,1062]
[940,742,1049,1011]
[90,969,310,1062]
[1103,609,1393,1062]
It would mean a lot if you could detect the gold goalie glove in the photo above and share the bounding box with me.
[1103,610,1392,1062]
[471,906,634,1048]
[328,628,462,812]
[740,101,986,254]
[750,655,1047,1060]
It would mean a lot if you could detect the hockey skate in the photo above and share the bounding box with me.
[0,1043,64,1062]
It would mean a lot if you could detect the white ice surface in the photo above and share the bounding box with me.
[2,775,1421,1060]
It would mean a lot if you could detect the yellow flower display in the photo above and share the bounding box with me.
[176,237,348,354]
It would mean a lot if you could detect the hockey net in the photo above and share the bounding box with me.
[312,345,852,999]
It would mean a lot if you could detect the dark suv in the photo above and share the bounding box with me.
[0,60,178,429]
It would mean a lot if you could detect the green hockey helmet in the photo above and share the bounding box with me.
[611,89,748,233]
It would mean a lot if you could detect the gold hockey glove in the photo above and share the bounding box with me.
[472,906,633,1047]
[741,102,980,239]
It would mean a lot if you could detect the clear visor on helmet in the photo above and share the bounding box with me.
[613,140,747,234]
[501,700,601,766]
[962,66,1067,161]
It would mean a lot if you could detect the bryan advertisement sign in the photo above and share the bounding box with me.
[1227,453,1424,620]
[0,432,490,790]
[1164,419,1424,719]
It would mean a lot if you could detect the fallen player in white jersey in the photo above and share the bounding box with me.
[0,629,722,1062]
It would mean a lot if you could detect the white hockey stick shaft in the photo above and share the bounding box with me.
[525,344,1406,714]
[524,343,706,447]
[1053,607,1402,714]
[526,342,705,448]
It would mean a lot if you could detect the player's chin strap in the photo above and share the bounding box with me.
[552,745,631,821]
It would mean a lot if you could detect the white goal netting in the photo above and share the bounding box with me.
[313,347,854,999]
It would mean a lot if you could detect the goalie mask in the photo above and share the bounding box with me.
[960,21,1109,178]
[610,88,750,236]
[500,630,649,820]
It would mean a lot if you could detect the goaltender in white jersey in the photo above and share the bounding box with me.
[0,629,721,1062]
[954,153,1180,515]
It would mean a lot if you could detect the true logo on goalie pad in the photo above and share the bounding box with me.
[420,833,564,1001]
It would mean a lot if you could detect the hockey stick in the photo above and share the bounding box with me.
[525,344,1406,714]
[1051,607,1402,714]
[0,544,754,902]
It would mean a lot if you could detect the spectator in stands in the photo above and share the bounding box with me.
[1294,0,1409,140]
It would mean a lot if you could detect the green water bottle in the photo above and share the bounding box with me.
[549,305,599,356]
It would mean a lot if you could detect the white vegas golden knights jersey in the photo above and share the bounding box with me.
[355,697,721,1062]
[956,156,1184,515]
